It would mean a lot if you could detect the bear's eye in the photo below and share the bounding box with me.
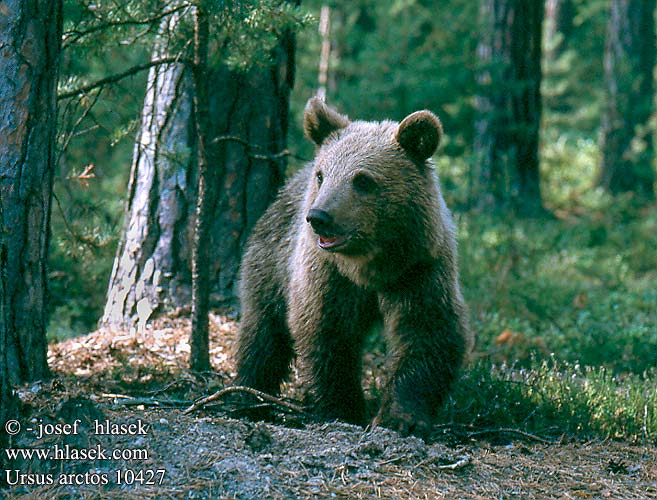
[316,171,323,187]
[352,172,377,194]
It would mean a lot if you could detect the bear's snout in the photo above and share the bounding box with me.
[306,208,352,250]
[306,208,334,235]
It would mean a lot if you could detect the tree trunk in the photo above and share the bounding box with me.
[473,0,545,216]
[1,218,16,454]
[317,5,331,100]
[599,0,656,200]
[190,3,212,372]
[206,33,295,306]
[101,11,197,331]
[0,0,63,383]
[102,7,296,330]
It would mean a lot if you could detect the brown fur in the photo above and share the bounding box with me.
[235,97,472,437]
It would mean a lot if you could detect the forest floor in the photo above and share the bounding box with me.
[2,313,656,499]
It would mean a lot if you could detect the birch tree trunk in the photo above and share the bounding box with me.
[599,0,656,200]
[473,0,545,216]
[0,0,63,386]
[102,8,297,330]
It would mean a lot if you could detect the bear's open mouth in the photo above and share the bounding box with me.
[317,233,349,250]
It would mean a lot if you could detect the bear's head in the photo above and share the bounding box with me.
[302,97,445,281]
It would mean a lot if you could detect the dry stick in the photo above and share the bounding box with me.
[212,134,310,162]
[183,386,306,415]
[434,424,553,445]
[98,393,190,407]
[414,455,473,470]
[143,375,201,396]
[465,427,553,444]
[437,455,472,470]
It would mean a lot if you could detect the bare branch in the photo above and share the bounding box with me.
[213,134,309,162]
[57,57,190,100]
[184,385,307,415]
[57,86,103,167]
[432,423,554,445]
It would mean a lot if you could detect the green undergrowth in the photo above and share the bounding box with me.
[457,205,657,374]
[440,360,657,444]
[438,156,657,442]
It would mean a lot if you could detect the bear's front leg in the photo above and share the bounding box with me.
[374,276,468,438]
[289,264,378,426]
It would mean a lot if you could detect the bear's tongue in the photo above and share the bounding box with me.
[320,235,337,245]
[318,234,344,249]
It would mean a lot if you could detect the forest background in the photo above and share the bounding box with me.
[2,0,656,445]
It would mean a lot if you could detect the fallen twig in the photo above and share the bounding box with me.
[437,455,472,470]
[433,423,554,445]
[464,427,553,444]
[414,453,472,471]
[98,393,191,408]
[183,385,306,415]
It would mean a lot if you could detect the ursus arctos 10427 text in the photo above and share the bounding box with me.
[235,97,472,437]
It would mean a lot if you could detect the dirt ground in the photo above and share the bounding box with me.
[2,313,656,499]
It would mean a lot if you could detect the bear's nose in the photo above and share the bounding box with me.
[306,209,334,233]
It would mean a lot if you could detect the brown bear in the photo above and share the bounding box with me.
[235,97,472,437]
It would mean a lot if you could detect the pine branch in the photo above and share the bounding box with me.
[57,57,190,100]
[62,4,192,48]
[52,192,107,249]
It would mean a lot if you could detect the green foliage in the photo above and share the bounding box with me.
[542,0,608,134]
[212,1,313,70]
[51,1,154,339]
[432,133,657,442]
[442,360,657,443]
[456,207,657,375]
[289,0,479,161]
[48,176,124,340]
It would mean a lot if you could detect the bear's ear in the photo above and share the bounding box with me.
[395,110,443,162]
[303,96,350,146]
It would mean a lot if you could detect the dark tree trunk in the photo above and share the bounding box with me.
[1,220,16,454]
[0,0,63,384]
[190,3,212,372]
[102,6,296,330]
[599,0,656,200]
[473,0,545,216]
[207,33,295,306]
